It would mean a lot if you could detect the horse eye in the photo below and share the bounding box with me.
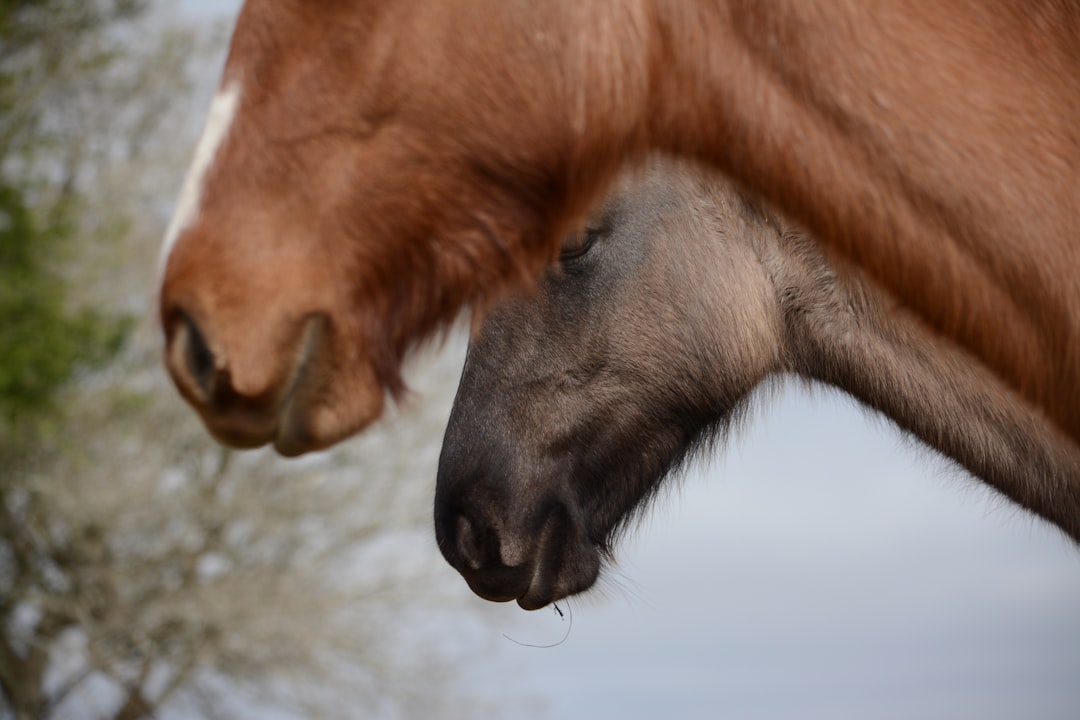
[560,228,600,262]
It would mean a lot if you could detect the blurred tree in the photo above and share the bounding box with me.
[0,0,137,462]
[0,3,513,719]
[13,346,486,720]
[0,181,125,430]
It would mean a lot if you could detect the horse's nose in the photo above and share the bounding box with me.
[161,300,335,454]
[434,489,601,611]
[436,508,536,604]
[162,308,281,449]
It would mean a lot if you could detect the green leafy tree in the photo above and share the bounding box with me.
[0,0,139,447]
[0,4,151,715]
[0,182,127,431]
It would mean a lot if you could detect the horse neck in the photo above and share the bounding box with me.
[767,229,1080,544]
[644,1,1080,448]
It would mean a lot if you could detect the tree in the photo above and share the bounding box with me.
[0,0,137,463]
[0,3,518,718]
[0,182,125,429]
[7,346,490,720]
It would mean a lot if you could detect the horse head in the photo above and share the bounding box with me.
[435,161,783,608]
[158,0,644,454]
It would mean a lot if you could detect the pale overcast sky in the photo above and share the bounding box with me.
[172,3,1080,718]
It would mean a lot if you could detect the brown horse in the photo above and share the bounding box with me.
[435,158,1080,610]
[159,1,1080,457]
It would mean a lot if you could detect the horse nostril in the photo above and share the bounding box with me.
[183,316,215,393]
[455,515,485,571]
[167,312,218,400]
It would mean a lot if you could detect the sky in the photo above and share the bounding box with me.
[172,3,1080,718]
[478,387,1080,719]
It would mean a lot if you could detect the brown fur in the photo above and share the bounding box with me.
[435,158,1080,608]
[160,0,1080,456]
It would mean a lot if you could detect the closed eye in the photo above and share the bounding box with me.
[560,227,601,262]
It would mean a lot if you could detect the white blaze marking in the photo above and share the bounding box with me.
[159,82,242,274]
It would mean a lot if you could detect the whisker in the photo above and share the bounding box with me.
[502,601,574,649]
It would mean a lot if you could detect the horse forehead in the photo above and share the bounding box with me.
[158,81,242,276]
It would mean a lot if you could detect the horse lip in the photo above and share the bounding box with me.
[515,544,601,611]
[206,419,276,450]
[463,578,526,605]
[448,514,581,609]
[516,584,558,611]
[515,507,601,611]
[515,510,561,609]
[273,313,332,456]
[458,561,535,605]
[435,484,603,609]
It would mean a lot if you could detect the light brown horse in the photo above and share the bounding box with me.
[436,158,1080,609]
[159,1,1080,457]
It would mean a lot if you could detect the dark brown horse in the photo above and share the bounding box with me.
[435,159,1080,609]
[158,1,1080,457]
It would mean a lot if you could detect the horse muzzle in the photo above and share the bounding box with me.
[434,473,602,610]
[161,304,380,456]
